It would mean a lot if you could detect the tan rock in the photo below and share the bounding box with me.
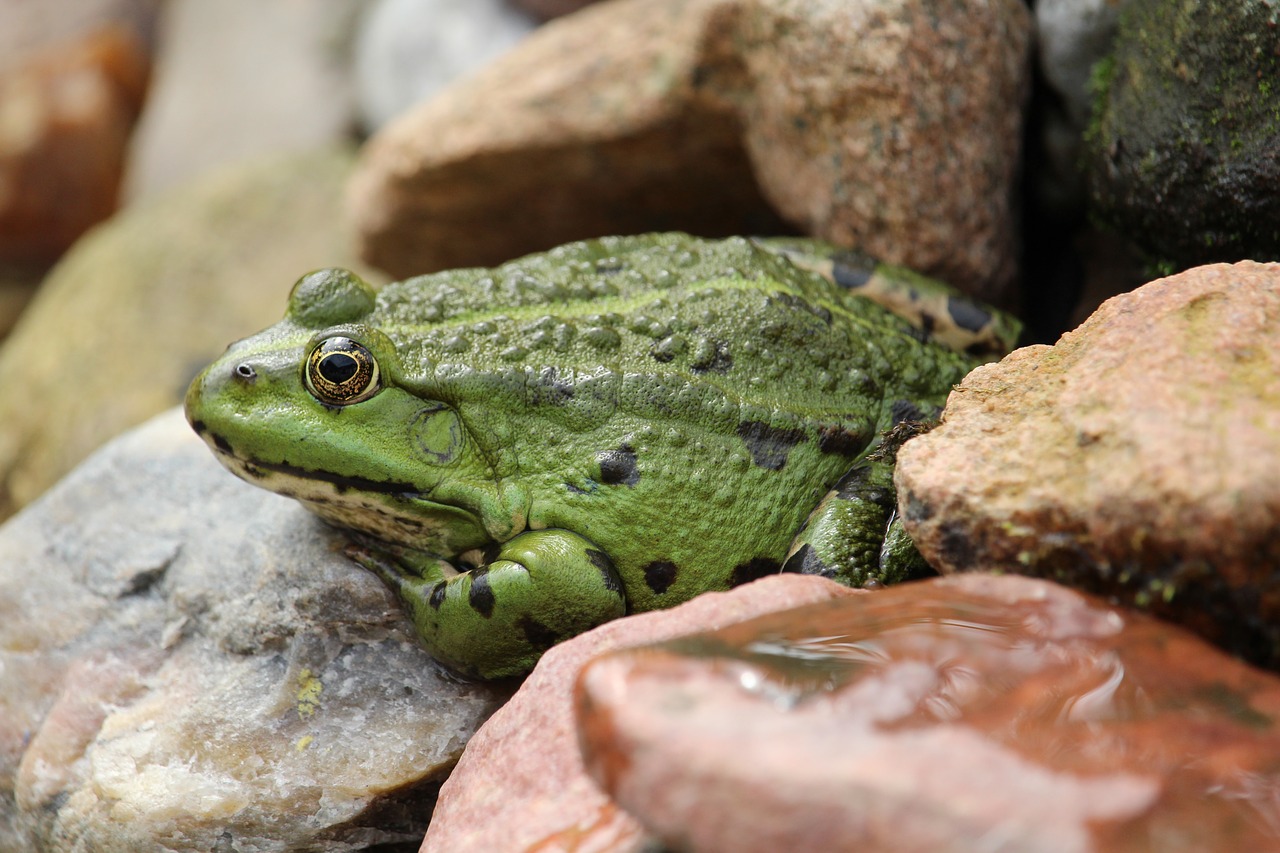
[422,574,860,852]
[577,573,1280,853]
[0,146,382,521]
[896,262,1280,665]
[0,24,151,264]
[1,410,508,851]
[350,0,1030,299]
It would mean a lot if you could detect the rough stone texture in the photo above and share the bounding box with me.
[896,262,1280,666]
[355,0,535,132]
[577,573,1280,853]
[350,0,1030,301]
[0,5,156,264]
[122,0,363,201]
[423,574,860,852]
[0,410,509,852]
[0,146,383,522]
[1085,0,1280,266]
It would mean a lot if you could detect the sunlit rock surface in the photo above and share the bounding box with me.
[577,573,1280,853]
[423,574,860,852]
[0,410,508,852]
[896,262,1280,667]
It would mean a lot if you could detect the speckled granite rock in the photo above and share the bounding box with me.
[350,0,1030,301]
[896,262,1280,666]
[0,409,508,852]
[0,2,157,264]
[0,146,381,522]
[1085,0,1280,266]
[423,574,860,852]
[577,573,1280,853]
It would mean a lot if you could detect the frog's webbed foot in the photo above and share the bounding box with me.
[348,529,626,680]
[784,425,932,587]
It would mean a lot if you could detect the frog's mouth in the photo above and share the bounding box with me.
[191,421,485,551]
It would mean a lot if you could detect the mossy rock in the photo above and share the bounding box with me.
[1085,0,1280,266]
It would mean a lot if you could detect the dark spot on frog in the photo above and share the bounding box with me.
[729,556,781,587]
[643,560,679,595]
[946,295,993,333]
[531,366,574,405]
[468,567,496,617]
[429,581,447,610]
[890,399,927,425]
[830,255,874,290]
[597,445,639,486]
[517,615,559,651]
[832,466,894,511]
[587,549,624,595]
[690,340,733,374]
[782,544,834,579]
[737,420,806,470]
[817,424,867,457]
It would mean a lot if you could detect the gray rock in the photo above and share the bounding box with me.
[1084,0,1280,265]
[895,261,1280,667]
[122,0,364,200]
[354,0,536,132]
[0,409,508,852]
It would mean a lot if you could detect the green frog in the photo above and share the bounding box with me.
[185,234,1017,679]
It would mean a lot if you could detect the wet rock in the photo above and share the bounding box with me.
[423,574,860,852]
[1084,0,1280,266]
[0,2,157,264]
[577,573,1280,853]
[896,262,1280,666]
[0,146,382,521]
[355,0,535,132]
[350,0,1030,301]
[122,0,363,200]
[0,409,508,852]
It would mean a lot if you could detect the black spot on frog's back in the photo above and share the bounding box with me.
[468,567,496,617]
[737,421,806,470]
[729,557,781,588]
[642,560,679,595]
[596,444,639,486]
[946,295,993,333]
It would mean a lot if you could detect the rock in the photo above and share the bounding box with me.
[577,573,1280,853]
[0,145,382,522]
[349,0,1031,302]
[0,410,509,852]
[0,3,157,264]
[508,0,602,21]
[355,0,536,132]
[423,574,860,852]
[896,262,1280,667]
[122,0,363,200]
[1084,0,1280,266]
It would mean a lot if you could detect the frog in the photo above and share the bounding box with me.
[185,233,1018,679]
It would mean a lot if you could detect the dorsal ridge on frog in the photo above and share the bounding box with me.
[186,233,1017,679]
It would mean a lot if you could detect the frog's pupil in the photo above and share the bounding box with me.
[320,353,359,384]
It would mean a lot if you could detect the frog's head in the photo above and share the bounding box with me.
[185,269,509,555]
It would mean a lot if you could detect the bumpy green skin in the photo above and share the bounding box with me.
[185,234,1009,679]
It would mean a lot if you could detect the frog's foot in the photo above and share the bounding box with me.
[349,529,626,680]
[783,462,930,588]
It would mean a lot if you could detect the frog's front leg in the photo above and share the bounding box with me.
[784,428,932,587]
[349,529,626,680]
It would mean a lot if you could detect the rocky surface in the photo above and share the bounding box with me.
[423,574,861,852]
[1084,0,1280,266]
[355,0,535,132]
[122,0,363,201]
[0,409,510,852]
[577,573,1280,853]
[896,262,1280,666]
[0,146,382,522]
[0,0,158,265]
[350,0,1030,302]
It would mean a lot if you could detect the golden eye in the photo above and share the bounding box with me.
[305,337,380,404]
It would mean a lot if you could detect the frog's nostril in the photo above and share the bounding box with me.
[234,363,257,381]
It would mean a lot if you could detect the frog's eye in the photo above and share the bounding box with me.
[305,336,381,405]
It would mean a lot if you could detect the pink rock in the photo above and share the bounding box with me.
[577,573,1280,852]
[896,261,1280,666]
[422,574,860,852]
